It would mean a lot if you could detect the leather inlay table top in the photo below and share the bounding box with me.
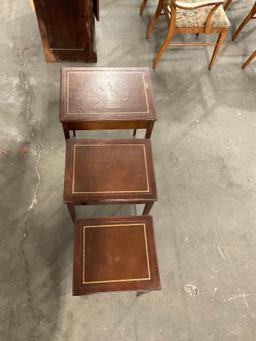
[73,215,161,294]
[60,67,156,122]
[64,139,157,203]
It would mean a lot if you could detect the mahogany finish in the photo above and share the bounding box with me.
[64,139,157,221]
[73,215,161,295]
[33,0,98,62]
[60,67,157,138]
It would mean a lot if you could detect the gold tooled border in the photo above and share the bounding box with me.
[66,70,150,115]
[72,144,150,194]
[82,223,151,284]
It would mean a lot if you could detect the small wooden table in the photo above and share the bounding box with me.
[73,215,161,295]
[60,67,157,139]
[64,139,157,222]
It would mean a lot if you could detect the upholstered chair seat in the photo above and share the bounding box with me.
[166,0,230,28]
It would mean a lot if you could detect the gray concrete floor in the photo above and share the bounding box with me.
[1,0,256,340]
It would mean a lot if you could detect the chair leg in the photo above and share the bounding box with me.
[133,129,137,137]
[140,0,148,16]
[208,29,228,70]
[224,0,233,10]
[242,50,256,69]
[146,0,164,39]
[232,3,256,41]
[153,23,175,69]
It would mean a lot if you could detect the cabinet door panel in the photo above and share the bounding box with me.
[33,0,97,62]
[35,0,87,49]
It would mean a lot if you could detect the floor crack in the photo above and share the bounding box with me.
[19,69,42,340]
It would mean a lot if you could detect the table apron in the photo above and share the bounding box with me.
[62,120,152,131]
[65,199,156,205]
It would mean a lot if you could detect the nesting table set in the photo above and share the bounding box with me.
[60,67,161,295]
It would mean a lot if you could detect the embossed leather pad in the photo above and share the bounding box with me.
[60,68,156,121]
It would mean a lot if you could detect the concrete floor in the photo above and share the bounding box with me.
[1,0,256,340]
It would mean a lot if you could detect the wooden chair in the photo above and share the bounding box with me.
[232,1,256,41]
[242,50,256,69]
[146,0,230,69]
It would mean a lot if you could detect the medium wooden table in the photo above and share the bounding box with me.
[73,215,161,295]
[64,139,157,222]
[60,67,157,139]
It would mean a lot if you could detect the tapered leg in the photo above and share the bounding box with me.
[133,129,137,137]
[140,0,148,15]
[143,202,154,215]
[145,122,154,138]
[73,130,76,137]
[63,125,70,139]
[67,203,76,223]
[224,0,233,10]
[209,29,228,70]
[232,3,256,41]
[153,22,175,69]
[146,0,164,39]
[242,50,256,69]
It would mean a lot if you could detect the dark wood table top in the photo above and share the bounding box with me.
[73,215,161,295]
[64,139,157,203]
[60,67,157,123]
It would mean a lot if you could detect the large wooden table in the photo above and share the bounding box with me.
[33,0,99,62]
[60,67,157,139]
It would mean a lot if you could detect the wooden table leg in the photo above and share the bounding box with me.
[136,291,147,297]
[143,202,154,215]
[145,122,155,138]
[133,129,137,137]
[73,130,76,137]
[63,125,70,139]
[67,203,76,223]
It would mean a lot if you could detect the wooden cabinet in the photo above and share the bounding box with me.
[33,0,98,62]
